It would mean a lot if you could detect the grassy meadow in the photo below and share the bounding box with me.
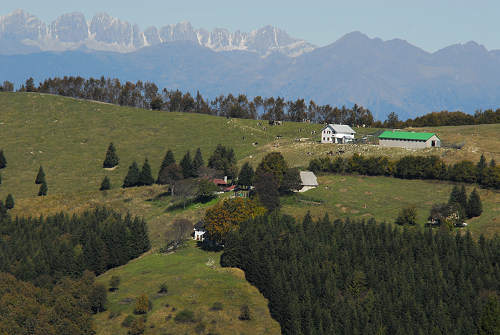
[282,174,500,236]
[94,242,280,335]
[0,92,322,199]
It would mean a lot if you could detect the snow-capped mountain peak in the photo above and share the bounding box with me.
[0,9,316,57]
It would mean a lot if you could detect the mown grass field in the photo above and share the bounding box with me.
[282,174,500,236]
[94,242,280,335]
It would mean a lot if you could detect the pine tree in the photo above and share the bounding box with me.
[491,159,497,168]
[0,150,6,169]
[479,296,500,335]
[103,142,119,168]
[180,151,193,179]
[477,154,487,183]
[139,159,154,186]
[35,166,46,184]
[5,194,14,210]
[238,162,255,188]
[157,150,175,184]
[449,185,461,206]
[466,188,483,218]
[123,162,140,188]
[38,181,48,196]
[0,200,6,219]
[100,176,111,191]
[457,185,468,209]
[192,148,204,176]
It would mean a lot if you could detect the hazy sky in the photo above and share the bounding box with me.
[2,0,499,52]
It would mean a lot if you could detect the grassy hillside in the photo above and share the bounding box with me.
[94,242,280,335]
[0,92,322,199]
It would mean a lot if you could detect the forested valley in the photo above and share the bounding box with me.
[222,213,500,335]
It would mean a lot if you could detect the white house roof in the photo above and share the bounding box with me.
[300,171,319,187]
[323,124,356,134]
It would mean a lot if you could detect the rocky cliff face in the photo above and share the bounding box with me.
[0,9,315,56]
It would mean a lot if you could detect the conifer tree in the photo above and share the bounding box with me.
[123,162,140,188]
[35,166,46,184]
[180,151,193,179]
[0,150,6,169]
[139,159,154,186]
[100,176,111,191]
[457,185,468,209]
[0,200,6,219]
[477,154,487,183]
[491,159,497,168]
[5,194,14,210]
[466,188,483,218]
[38,181,48,196]
[193,148,204,176]
[449,185,460,206]
[103,142,119,168]
[238,162,255,188]
[157,150,175,184]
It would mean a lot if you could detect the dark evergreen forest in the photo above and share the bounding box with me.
[222,213,500,335]
[0,207,150,286]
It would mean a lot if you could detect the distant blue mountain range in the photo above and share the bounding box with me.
[1,10,500,119]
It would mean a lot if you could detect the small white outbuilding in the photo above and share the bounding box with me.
[299,171,319,193]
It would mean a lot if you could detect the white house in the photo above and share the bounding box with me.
[193,221,206,241]
[298,171,319,192]
[321,124,356,144]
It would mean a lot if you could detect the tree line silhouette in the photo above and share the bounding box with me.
[7,76,499,127]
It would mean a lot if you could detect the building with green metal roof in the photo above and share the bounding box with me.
[378,130,441,149]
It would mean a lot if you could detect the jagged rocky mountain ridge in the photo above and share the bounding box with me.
[0,9,315,56]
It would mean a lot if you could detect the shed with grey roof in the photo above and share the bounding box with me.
[299,171,319,193]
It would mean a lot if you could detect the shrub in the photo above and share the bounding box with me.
[100,176,111,191]
[103,142,119,168]
[239,305,251,321]
[195,322,206,334]
[134,294,150,315]
[38,181,48,196]
[35,166,46,184]
[158,282,168,294]
[109,275,120,292]
[108,311,121,320]
[5,194,14,210]
[395,206,417,226]
[210,302,223,311]
[121,315,135,328]
[128,317,146,335]
[174,309,195,323]
[0,150,6,169]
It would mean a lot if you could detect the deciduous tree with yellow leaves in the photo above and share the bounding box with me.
[204,198,266,243]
